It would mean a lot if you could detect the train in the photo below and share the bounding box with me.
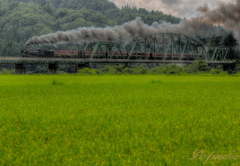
[21,49,202,60]
[21,49,90,58]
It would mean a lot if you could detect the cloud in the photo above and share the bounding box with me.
[108,0,232,18]
[161,0,180,5]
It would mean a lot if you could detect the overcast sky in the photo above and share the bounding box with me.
[109,0,234,18]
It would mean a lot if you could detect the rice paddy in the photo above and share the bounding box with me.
[0,75,239,165]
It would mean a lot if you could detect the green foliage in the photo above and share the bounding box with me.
[208,32,237,48]
[96,64,148,75]
[122,67,134,74]
[33,65,48,73]
[186,59,209,74]
[147,64,183,75]
[160,64,183,74]
[118,7,180,25]
[92,63,208,75]
[77,67,96,74]
[236,63,240,73]
[209,65,225,74]
[0,59,235,75]
[0,68,15,74]
[223,32,237,48]
[96,65,125,75]
[208,35,222,47]
[131,64,148,74]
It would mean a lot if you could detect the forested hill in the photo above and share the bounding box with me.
[0,0,180,56]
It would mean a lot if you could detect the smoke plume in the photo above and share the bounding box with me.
[196,0,240,40]
[26,0,240,47]
[25,17,219,47]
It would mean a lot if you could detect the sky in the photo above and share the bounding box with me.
[108,0,233,18]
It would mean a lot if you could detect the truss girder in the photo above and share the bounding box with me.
[85,33,231,61]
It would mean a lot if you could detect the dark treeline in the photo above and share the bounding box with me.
[0,0,180,56]
[1,60,240,75]
[76,60,240,75]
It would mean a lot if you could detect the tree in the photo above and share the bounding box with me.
[224,32,237,48]
[187,59,209,73]
[224,32,237,59]
[208,35,222,47]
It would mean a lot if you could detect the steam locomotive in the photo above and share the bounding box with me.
[21,49,201,60]
[21,49,91,58]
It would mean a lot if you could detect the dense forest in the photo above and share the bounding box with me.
[0,0,181,56]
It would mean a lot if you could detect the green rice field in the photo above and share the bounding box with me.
[0,75,239,165]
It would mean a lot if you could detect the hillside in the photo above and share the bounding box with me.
[0,0,180,56]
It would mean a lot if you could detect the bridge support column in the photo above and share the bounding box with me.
[48,64,59,74]
[123,63,129,68]
[15,64,25,75]
[74,63,91,73]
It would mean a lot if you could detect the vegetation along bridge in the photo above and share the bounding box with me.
[0,33,236,74]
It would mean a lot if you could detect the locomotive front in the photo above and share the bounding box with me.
[21,49,55,57]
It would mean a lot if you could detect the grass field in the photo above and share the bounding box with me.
[0,75,239,165]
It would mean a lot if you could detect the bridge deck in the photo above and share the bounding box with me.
[0,57,234,65]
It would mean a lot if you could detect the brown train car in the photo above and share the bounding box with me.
[53,50,79,58]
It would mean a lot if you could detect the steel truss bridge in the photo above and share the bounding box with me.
[0,33,235,74]
[84,33,232,61]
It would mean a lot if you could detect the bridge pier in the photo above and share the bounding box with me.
[15,64,25,74]
[48,64,59,74]
[74,63,91,73]
[123,63,129,68]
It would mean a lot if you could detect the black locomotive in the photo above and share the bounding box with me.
[21,49,89,58]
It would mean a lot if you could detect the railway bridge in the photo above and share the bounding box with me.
[0,33,236,74]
